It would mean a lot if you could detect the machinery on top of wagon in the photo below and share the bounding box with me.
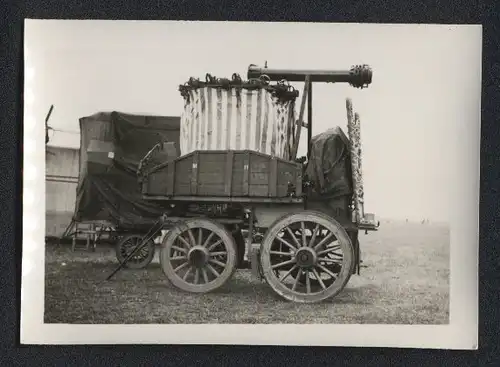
[111,63,379,304]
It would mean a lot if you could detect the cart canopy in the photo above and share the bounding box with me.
[305,126,354,200]
[74,111,180,228]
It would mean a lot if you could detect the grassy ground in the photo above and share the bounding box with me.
[44,221,450,324]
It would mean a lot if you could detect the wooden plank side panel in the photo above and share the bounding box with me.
[231,153,245,196]
[190,152,199,195]
[242,152,250,196]
[198,152,227,173]
[146,171,169,196]
[276,160,300,197]
[249,184,270,197]
[197,152,226,195]
[166,160,176,196]
[250,154,270,172]
[197,183,227,196]
[144,150,303,199]
[224,151,234,196]
[174,155,193,195]
[268,157,278,197]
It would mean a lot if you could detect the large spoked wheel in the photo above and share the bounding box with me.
[260,211,354,303]
[160,218,238,293]
[115,234,156,269]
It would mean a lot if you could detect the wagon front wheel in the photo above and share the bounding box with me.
[160,218,238,293]
[115,234,156,269]
[260,211,354,303]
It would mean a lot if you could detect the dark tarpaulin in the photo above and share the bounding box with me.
[305,126,353,200]
[74,111,180,228]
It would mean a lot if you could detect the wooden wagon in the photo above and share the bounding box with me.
[111,64,379,304]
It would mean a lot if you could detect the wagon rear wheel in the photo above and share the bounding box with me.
[260,211,354,303]
[115,234,156,269]
[160,218,238,293]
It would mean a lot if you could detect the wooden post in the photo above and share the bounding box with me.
[307,79,313,158]
[71,223,78,251]
[291,75,310,160]
[354,112,365,220]
[346,98,359,223]
[346,98,365,223]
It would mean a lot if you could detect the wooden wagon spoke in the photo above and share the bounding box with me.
[275,236,297,252]
[187,229,196,246]
[174,261,190,273]
[300,221,307,247]
[193,268,200,284]
[201,268,209,284]
[206,263,220,278]
[305,270,311,294]
[209,258,227,268]
[177,235,192,249]
[318,257,343,264]
[311,268,327,290]
[279,264,299,282]
[312,232,334,251]
[182,266,193,280]
[207,239,223,252]
[316,245,342,256]
[209,251,227,257]
[308,224,320,248]
[316,263,338,279]
[271,258,296,270]
[169,256,187,261]
[201,232,215,247]
[171,245,187,254]
[197,228,203,246]
[270,251,294,257]
[291,269,302,291]
[285,227,302,248]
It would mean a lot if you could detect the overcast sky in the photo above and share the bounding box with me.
[25,20,482,222]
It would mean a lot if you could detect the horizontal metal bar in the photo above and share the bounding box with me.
[46,174,78,180]
[143,195,304,204]
[46,177,78,184]
[247,64,373,88]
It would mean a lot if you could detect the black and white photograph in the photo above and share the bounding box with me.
[21,20,480,348]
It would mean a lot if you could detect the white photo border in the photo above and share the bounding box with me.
[20,20,480,349]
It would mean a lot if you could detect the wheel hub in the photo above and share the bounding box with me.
[295,247,317,268]
[187,246,210,268]
[124,240,145,260]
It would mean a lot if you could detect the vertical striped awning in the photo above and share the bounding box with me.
[179,76,298,160]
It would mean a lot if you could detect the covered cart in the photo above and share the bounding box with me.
[66,111,181,265]
[117,64,379,304]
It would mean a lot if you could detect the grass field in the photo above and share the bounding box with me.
[44,221,450,324]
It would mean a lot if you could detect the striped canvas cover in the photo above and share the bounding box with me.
[180,87,296,160]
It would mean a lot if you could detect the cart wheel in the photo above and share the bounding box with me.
[160,218,238,293]
[115,234,156,269]
[260,210,354,303]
